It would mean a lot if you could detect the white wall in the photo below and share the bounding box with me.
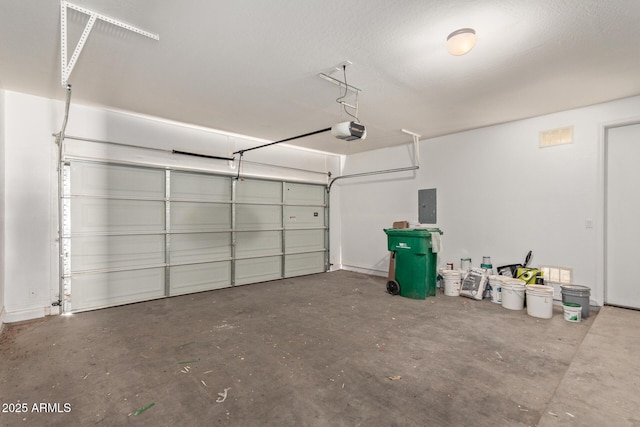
[337,95,640,306]
[2,90,342,323]
[0,89,6,327]
[4,91,58,322]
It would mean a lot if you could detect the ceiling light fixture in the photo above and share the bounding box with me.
[446,28,476,56]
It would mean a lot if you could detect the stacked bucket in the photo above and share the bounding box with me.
[441,261,591,322]
[560,284,591,322]
[488,273,556,319]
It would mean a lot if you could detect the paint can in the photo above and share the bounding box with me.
[442,269,462,296]
[501,279,526,310]
[525,285,554,319]
[562,302,582,322]
[560,284,591,319]
[488,275,503,304]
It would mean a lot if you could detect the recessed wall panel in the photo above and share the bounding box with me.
[285,229,325,254]
[72,234,165,272]
[71,268,165,312]
[170,232,231,264]
[170,262,231,296]
[71,199,165,233]
[172,172,231,202]
[235,256,282,285]
[236,230,282,258]
[171,202,231,231]
[236,204,281,230]
[236,179,281,203]
[284,206,325,229]
[285,252,325,277]
[71,162,165,198]
[285,182,325,205]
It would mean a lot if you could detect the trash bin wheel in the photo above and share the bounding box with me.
[386,280,400,295]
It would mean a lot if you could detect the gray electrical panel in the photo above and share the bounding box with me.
[418,188,437,224]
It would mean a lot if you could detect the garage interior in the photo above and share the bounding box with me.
[1,1,640,426]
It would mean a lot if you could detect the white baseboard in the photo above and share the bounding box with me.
[4,307,45,323]
[0,306,5,333]
[341,264,387,277]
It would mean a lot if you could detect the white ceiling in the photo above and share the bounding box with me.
[1,1,640,155]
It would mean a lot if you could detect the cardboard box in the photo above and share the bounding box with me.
[392,221,410,229]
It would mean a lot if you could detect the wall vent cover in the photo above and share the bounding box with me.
[539,126,573,148]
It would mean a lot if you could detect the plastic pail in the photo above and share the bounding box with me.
[442,269,462,296]
[560,284,590,319]
[563,302,581,322]
[488,275,503,304]
[525,285,554,319]
[501,279,526,310]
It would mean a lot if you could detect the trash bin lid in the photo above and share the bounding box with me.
[383,228,442,236]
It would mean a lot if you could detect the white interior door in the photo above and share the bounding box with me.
[606,123,640,309]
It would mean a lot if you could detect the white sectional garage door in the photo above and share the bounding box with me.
[63,161,327,312]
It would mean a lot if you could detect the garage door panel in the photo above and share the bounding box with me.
[284,206,325,229]
[66,161,328,312]
[285,183,325,205]
[236,231,281,258]
[285,229,325,254]
[236,204,281,230]
[71,162,165,198]
[170,233,231,263]
[71,268,165,312]
[171,202,231,231]
[71,235,165,272]
[236,179,281,203]
[72,199,165,233]
[172,172,231,202]
[285,252,325,277]
[235,256,282,285]
[170,262,231,296]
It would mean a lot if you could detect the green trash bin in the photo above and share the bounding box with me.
[384,228,442,299]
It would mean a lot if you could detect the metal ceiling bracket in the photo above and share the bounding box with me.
[318,72,361,94]
[401,129,421,168]
[60,0,159,87]
[319,61,360,93]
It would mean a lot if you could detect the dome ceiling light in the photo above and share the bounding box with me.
[446,28,476,56]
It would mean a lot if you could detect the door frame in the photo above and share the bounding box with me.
[599,116,640,307]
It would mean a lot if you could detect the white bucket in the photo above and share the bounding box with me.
[442,270,462,296]
[488,275,503,304]
[563,302,582,322]
[526,285,554,319]
[501,279,526,310]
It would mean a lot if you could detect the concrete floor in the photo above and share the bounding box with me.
[0,270,637,426]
